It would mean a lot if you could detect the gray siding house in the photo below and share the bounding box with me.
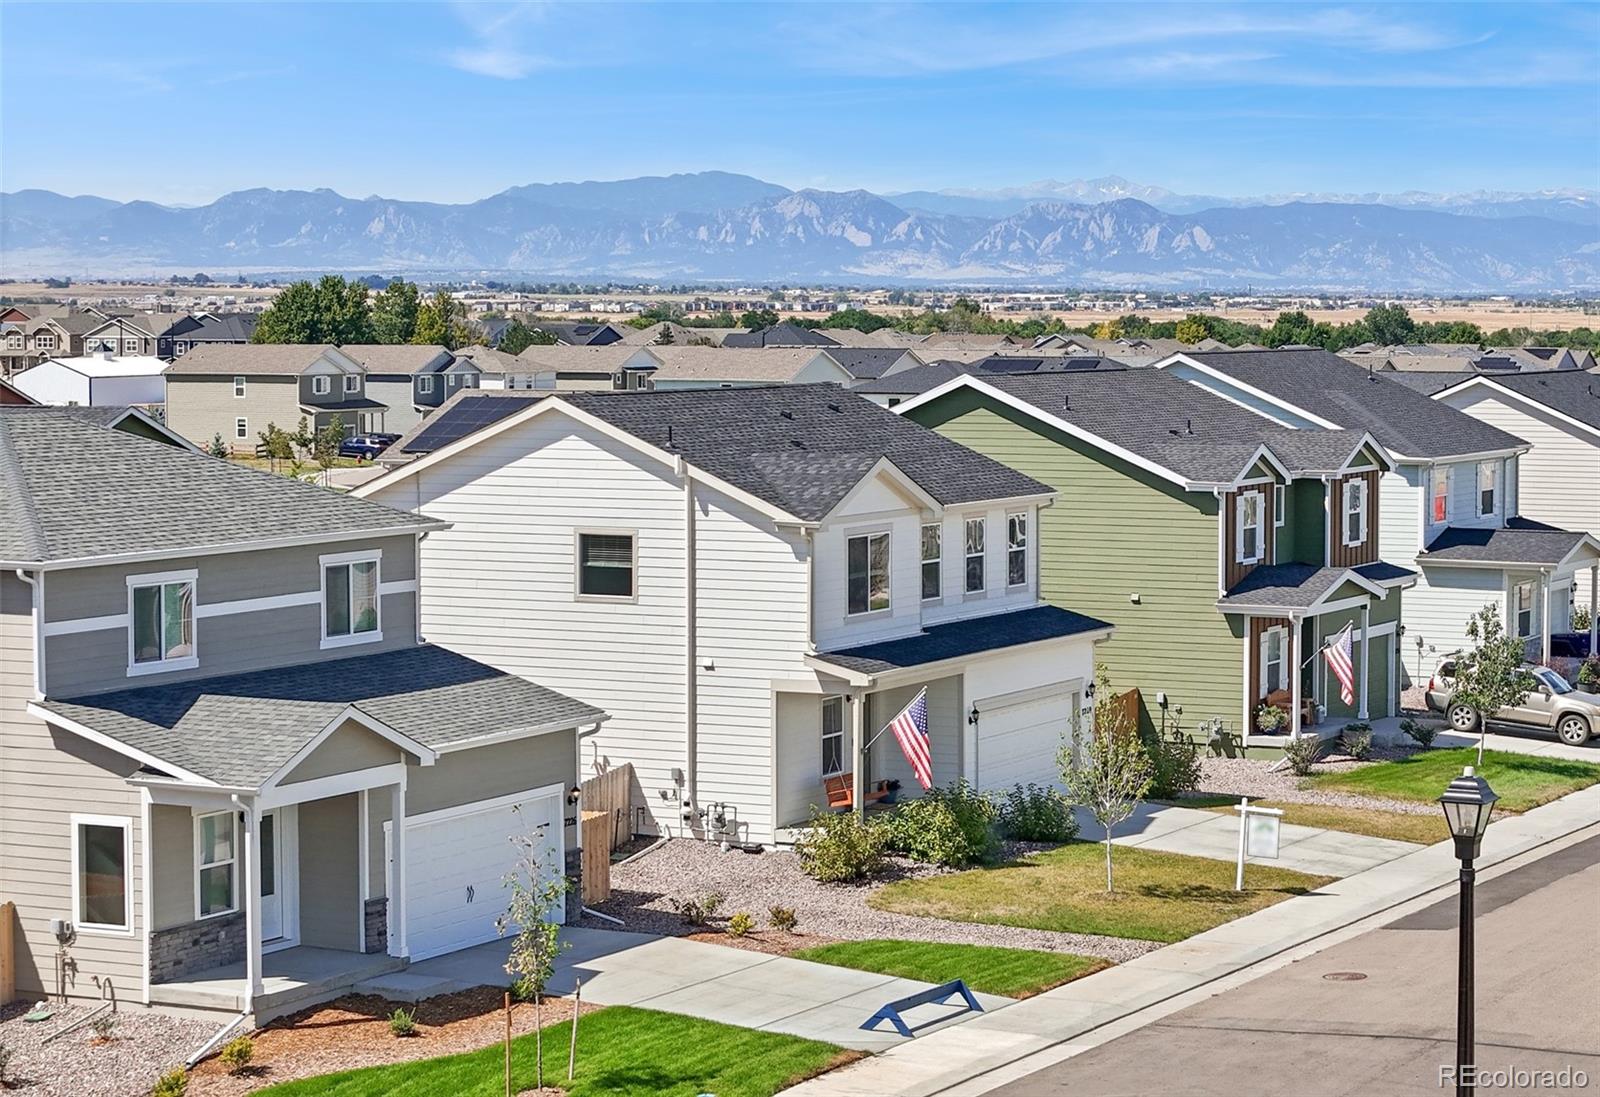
[0,407,605,1023]
[340,345,481,434]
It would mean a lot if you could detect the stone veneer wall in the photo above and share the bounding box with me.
[149,911,246,983]
[363,898,388,954]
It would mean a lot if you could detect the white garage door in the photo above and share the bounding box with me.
[398,787,565,962]
[975,688,1080,792]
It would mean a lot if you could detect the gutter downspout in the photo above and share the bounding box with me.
[680,459,698,833]
[14,568,43,698]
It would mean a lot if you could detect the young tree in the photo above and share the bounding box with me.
[291,415,314,463]
[496,823,570,1091]
[653,324,676,345]
[1061,670,1154,892]
[313,416,345,468]
[371,279,421,344]
[1450,604,1538,764]
[256,422,293,471]
[207,432,229,459]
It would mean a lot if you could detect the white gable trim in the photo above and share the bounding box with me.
[258,704,437,794]
[820,455,943,522]
[1154,353,1345,430]
[1433,376,1600,443]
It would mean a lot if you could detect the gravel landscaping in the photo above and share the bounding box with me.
[0,1000,213,1097]
[584,838,1162,963]
[1194,745,1440,815]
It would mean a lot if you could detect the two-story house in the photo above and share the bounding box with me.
[0,407,604,1021]
[356,385,1113,847]
[1154,349,1600,679]
[166,314,258,359]
[164,344,386,453]
[2,313,100,378]
[900,370,1415,747]
[340,344,481,433]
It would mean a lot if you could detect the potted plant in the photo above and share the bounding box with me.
[1254,703,1288,734]
[879,779,902,804]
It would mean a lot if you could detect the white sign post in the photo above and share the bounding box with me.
[1233,797,1284,891]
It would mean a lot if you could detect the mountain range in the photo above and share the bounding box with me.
[3,172,1597,290]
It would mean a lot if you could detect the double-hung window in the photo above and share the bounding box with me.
[71,815,131,934]
[964,518,986,593]
[577,532,636,599]
[344,374,360,394]
[128,571,197,674]
[846,531,890,615]
[1260,627,1287,696]
[311,374,331,396]
[1006,512,1028,587]
[1273,484,1285,528]
[821,696,844,777]
[920,523,941,601]
[321,553,380,647]
[1432,466,1450,523]
[195,810,237,918]
[235,417,248,439]
[1514,581,1534,638]
[418,374,435,395]
[232,375,246,398]
[1478,461,1497,517]
[1342,478,1368,547]
[1236,492,1264,564]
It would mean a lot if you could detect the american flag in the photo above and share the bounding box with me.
[887,688,934,790]
[1323,623,1356,706]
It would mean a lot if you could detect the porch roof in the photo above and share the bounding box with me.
[1419,518,1600,568]
[809,605,1113,678]
[1217,561,1415,612]
[33,645,606,789]
[299,397,386,413]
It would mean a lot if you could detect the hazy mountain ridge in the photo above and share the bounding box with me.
[3,172,1597,289]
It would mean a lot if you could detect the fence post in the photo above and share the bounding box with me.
[0,901,14,1006]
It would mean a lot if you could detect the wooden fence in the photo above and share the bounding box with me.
[579,763,634,854]
[579,812,611,905]
[0,901,15,1006]
[1104,687,1142,739]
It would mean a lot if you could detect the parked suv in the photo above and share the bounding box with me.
[1426,658,1599,746]
[338,432,401,461]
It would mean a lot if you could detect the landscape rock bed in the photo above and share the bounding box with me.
[0,1000,213,1097]
[586,837,1162,963]
[1196,747,1437,815]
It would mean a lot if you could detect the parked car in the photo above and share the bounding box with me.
[1426,659,1599,745]
[1528,633,1600,681]
[338,432,401,460]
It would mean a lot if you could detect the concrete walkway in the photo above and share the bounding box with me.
[1073,802,1420,877]
[394,927,1011,1052]
[785,779,1600,1096]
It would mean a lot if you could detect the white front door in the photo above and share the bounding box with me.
[258,807,298,947]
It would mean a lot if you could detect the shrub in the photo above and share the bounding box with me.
[90,1012,117,1041]
[726,912,755,938]
[509,975,539,1002]
[218,1035,254,1074]
[1574,605,1592,633]
[388,1007,417,1037]
[1282,734,1323,776]
[1399,717,1439,749]
[998,783,1078,843]
[1341,722,1374,760]
[1142,728,1204,799]
[1255,704,1288,733]
[879,781,998,866]
[668,892,725,926]
[767,905,799,933]
[150,1067,188,1097]
[0,1044,11,1087]
[1578,656,1600,691]
[795,808,886,883]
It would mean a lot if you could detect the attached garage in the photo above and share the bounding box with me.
[972,684,1082,791]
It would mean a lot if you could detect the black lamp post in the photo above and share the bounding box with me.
[1439,766,1498,1096]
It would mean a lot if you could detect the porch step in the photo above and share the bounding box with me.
[352,971,466,1003]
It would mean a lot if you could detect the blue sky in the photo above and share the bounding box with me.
[3,1,1596,206]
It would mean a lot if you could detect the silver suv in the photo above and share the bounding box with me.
[1426,660,1598,746]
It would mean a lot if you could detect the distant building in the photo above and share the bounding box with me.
[11,354,168,408]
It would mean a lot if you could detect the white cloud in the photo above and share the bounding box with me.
[443,1,554,79]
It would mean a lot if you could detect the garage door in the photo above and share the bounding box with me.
[975,688,1080,792]
[397,787,565,962]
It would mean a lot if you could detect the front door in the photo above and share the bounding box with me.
[259,809,284,943]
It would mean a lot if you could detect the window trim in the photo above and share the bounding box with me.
[1235,491,1264,565]
[1432,466,1450,524]
[574,528,639,603]
[70,814,133,936]
[1259,625,1288,697]
[920,522,941,602]
[1342,478,1368,547]
[417,374,435,394]
[234,417,248,439]
[343,373,360,394]
[845,529,892,616]
[232,375,246,398]
[1006,511,1028,588]
[126,569,199,676]
[820,696,845,778]
[1477,460,1497,517]
[964,517,987,594]
[193,809,238,921]
[311,374,332,396]
[1273,483,1285,528]
[319,550,383,649]
[1514,580,1535,639]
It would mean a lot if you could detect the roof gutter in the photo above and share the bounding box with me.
[1,522,450,572]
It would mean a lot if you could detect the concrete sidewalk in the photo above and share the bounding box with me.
[785,780,1600,1096]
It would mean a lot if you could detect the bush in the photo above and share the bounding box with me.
[0,1044,11,1087]
[767,905,799,933]
[1143,729,1204,799]
[509,975,539,1002]
[1341,723,1374,760]
[1399,717,1440,749]
[1282,734,1323,776]
[90,1012,117,1041]
[668,892,725,926]
[1255,704,1288,733]
[726,912,755,937]
[1578,656,1600,691]
[1574,605,1592,633]
[388,1007,417,1037]
[997,784,1078,843]
[878,781,998,866]
[150,1067,188,1097]
[218,1035,254,1074]
[795,808,887,883]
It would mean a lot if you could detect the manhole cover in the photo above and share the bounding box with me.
[1323,971,1368,981]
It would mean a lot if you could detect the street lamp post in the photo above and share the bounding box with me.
[1439,766,1498,1097]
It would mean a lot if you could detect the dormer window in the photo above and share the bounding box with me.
[1477,461,1497,517]
[1236,491,1264,564]
[1432,466,1450,523]
[1342,478,1368,547]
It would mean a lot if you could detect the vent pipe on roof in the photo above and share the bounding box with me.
[780,409,794,420]
[1062,394,1070,410]
[1186,418,1192,435]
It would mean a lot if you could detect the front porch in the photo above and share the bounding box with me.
[147,945,405,1021]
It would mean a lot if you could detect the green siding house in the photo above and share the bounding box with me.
[900,371,1416,746]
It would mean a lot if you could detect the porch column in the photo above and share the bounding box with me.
[1541,570,1553,665]
[1358,602,1370,720]
[850,692,867,819]
[239,801,263,1009]
[1289,615,1303,738]
[389,780,407,958]
[1590,566,1598,657]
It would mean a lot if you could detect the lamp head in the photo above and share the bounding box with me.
[1439,765,1498,859]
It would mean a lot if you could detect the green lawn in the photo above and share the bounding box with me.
[257,1006,852,1097]
[869,842,1334,944]
[789,939,1108,999]
[1190,799,1446,845]
[1305,748,1600,814]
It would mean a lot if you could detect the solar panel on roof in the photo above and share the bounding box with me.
[403,395,538,453]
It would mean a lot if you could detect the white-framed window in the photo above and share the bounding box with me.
[920,523,941,601]
[71,814,132,935]
[1006,512,1028,587]
[576,530,636,600]
[234,417,248,439]
[846,531,890,615]
[1235,491,1264,564]
[194,810,237,919]
[320,551,381,648]
[232,376,246,398]
[964,517,986,593]
[4,333,21,349]
[311,374,331,396]
[127,570,197,675]
[1273,483,1285,527]
[1260,626,1287,696]
[1342,478,1368,547]
[448,374,460,387]
[418,374,435,394]
[35,333,55,351]
[1432,466,1450,523]
[343,374,360,393]
[123,339,139,354]
[1477,460,1497,517]
[821,696,844,777]
[1514,580,1534,638]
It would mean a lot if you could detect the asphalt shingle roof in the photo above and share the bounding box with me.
[1420,518,1597,566]
[821,347,910,380]
[37,645,606,787]
[1469,371,1600,432]
[812,606,1113,675]
[1216,562,1416,610]
[1381,371,1476,396]
[853,360,977,396]
[339,344,451,375]
[722,323,840,348]
[0,406,439,566]
[165,343,345,375]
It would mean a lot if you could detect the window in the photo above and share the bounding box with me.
[128,572,196,673]
[322,554,380,646]
[920,523,941,601]
[123,339,139,354]
[232,376,246,398]
[71,816,131,933]
[343,374,360,393]
[577,532,636,599]
[1236,491,1264,564]
[1260,627,1287,696]
[1432,466,1450,523]
[1342,478,1368,547]
[418,374,435,394]
[1514,581,1534,638]
[448,374,460,386]
[1007,512,1028,586]
[234,417,248,439]
[1478,461,1497,517]
[847,531,890,614]
[821,696,844,777]
[4,334,20,349]
[195,811,237,918]
[35,333,55,351]
[963,518,987,593]
[1273,483,1285,527]
[312,375,331,396]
